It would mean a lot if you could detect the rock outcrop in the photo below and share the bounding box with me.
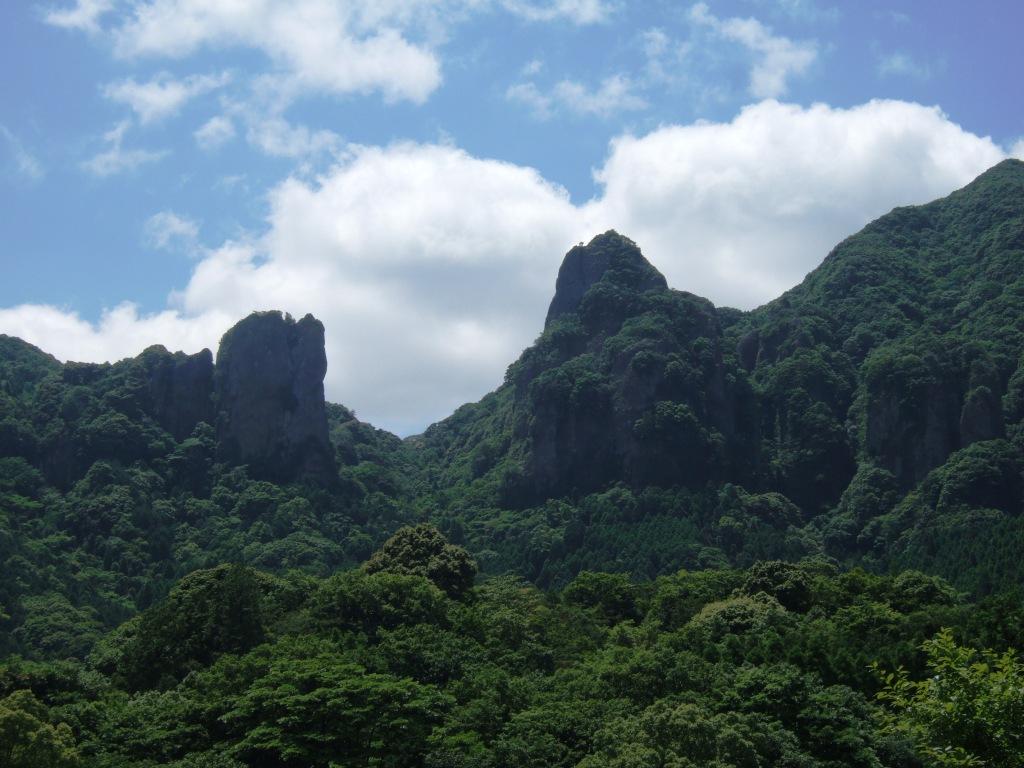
[137,346,215,441]
[214,311,336,484]
[545,231,667,327]
[499,231,752,506]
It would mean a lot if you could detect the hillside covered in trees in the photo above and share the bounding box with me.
[2,159,1024,766]
[414,159,1024,591]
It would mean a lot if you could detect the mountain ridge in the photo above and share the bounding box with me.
[0,160,1021,641]
[409,158,1024,585]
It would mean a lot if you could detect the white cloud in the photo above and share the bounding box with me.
[58,1,613,111]
[0,302,229,365]
[641,27,671,81]
[194,115,236,150]
[590,100,1007,307]
[244,116,342,158]
[877,52,931,80]
[1011,139,1024,160]
[555,75,646,116]
[109,0,444,105]
[500,0,615,24]
[505,82,554,117]
[5,100,1012,433]
[690,2,816,98]
[178,146,581,435]
[80,120,167,177]
[103,71,232,123]
[508,75,646,118]
[144,211,200,251]
[0,126,45,182]
[43,0,114,33]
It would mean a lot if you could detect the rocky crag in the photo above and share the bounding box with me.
[214,311,336,485]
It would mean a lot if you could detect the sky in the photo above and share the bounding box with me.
[1,0,1022,435]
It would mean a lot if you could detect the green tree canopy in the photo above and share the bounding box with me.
[364,524,478,598]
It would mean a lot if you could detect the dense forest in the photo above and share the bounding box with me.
[2,159,1024,765]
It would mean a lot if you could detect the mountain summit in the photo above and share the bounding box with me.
[417,159,1024,585]
[215,311,336,485]
[545,231,668,327]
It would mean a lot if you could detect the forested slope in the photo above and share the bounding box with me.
[414,159,1024,589]
[2,160,1024,767]
[6,528,1024,767]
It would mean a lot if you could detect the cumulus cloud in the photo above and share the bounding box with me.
[194,115,236,150]
[4,100,1013,433]
[80,120,167,177]
[1011,139,1024,160]
[43,0,113,33]
[144,211,200,251]
[0,302,230,365]
[505,83,552,117]
[103,71,232,123]
[108,1,444,105]
[172,143,583,433]
[590,99,1007,307]
[690,2,816,98]
[53,1,613,109]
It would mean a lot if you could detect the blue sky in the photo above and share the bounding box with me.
[1,0,1022,433]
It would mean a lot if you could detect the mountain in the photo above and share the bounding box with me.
[1,311,336,490]
[413,159,1024,588]
[0,160,1023,660]
[2,160,1024,768]
[0,311,414,658]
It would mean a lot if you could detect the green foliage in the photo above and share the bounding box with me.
[223,637,449,768]
[563,571,640,624]
[116,565,268,690]
[2,557,1022,767]
[876,629,1024,766]
[1,162,1024,768]
[310,569,451,635]
[364,523,478,597]
[0,689,79,767]
[742,560,814,613]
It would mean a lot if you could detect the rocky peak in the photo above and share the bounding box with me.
[545,230,668,327]
[214,311,336,484]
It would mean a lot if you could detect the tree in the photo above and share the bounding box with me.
[364,524,477,598]
[743,560,814,613]
[0,690,79,768]
[875,629,1024,766]
[120,564,267,690]
[563,571,640,624]
[224,637,449,767]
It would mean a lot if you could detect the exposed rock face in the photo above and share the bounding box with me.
[214,312,336,484]
[864,378,962,489]
[137,346,215,441]
[862,350,1009,490]
[500,232,752,506]
[960,386,1004,446]
[545,231,667,327]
